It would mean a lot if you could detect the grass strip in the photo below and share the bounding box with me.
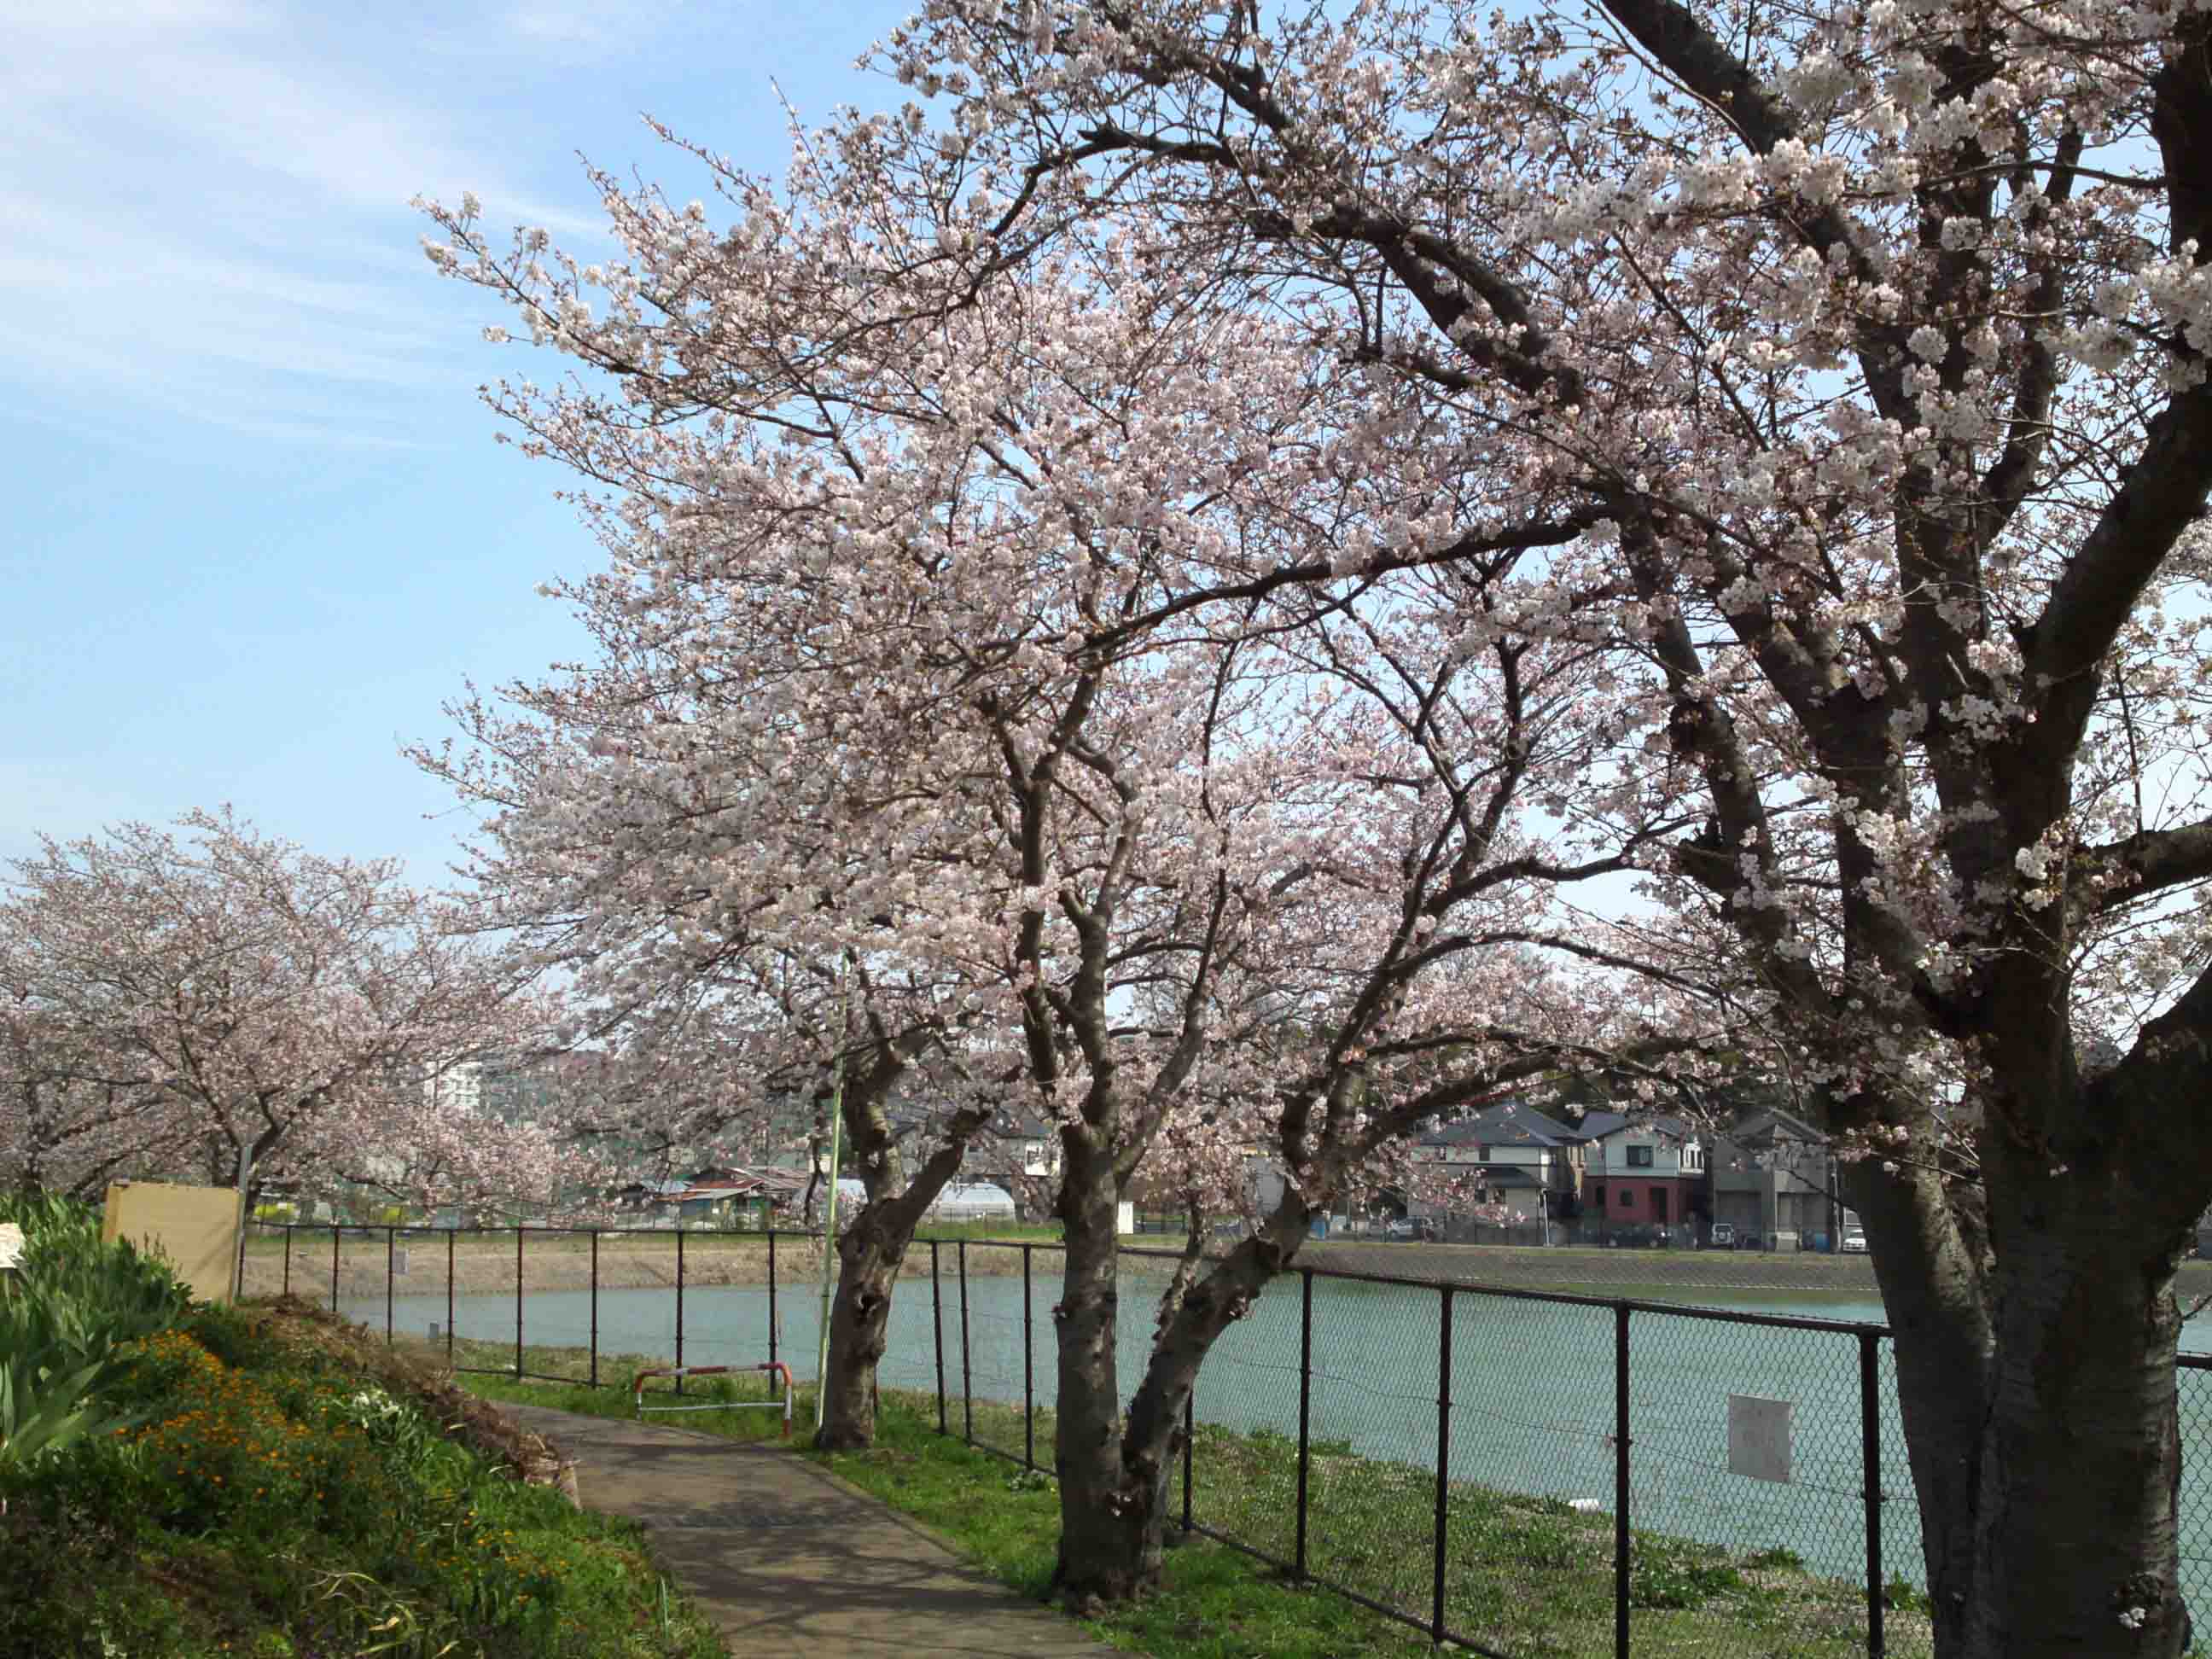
[457,1370,1936,1658]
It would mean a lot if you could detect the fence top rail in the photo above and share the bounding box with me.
[261,1219,2212,1362]
[1147,1251,1898,1336]
[919,1232,1900,1338]
[259,1221,811,1239]
[261,1220,1883,1336]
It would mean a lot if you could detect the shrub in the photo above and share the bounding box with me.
[3,1303,727,1657]
[181,1300,283,1371]
[102,1330,394,1538]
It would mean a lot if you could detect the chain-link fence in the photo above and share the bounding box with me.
[256,1221,2211,1656]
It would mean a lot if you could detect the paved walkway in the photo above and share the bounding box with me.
[498,1404,1121,1658]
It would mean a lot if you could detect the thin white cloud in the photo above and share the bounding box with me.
[0,1,613,447]
[500,0,675,52]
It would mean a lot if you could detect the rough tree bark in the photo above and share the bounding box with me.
[1964,1196,2193,1656]
[1050,1150,1157,1604]
[1842,1156,1991,1656]
[814,1214,910,1451]
[1051,1164,1309,1607]
[812,1034,991,1451]
[1834,1000,2210,1659]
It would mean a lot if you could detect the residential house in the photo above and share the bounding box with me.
[671,1165,812,1228]
[1410,1102,1589,1223]
[607,1178,691,1224]
[1579,1112,1707,1232]
[1709,1109,1838,1245]
[967,1115,1062,1215]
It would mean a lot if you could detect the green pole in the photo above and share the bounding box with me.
[814,965,852,1434]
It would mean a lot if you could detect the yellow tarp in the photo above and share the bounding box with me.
[102,1180,242,1303]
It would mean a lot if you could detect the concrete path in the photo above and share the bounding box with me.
[498,1404,1122,1658]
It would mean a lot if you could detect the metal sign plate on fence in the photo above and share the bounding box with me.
[1727,1393,1794,1483]
[393,1248,409,1277]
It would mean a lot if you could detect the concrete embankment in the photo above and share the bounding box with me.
[242,1236,1038,1302]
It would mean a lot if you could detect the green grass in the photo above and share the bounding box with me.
[457,1370,1924,1659]
[0,1299,730,1659]
[462,1366,811,1446]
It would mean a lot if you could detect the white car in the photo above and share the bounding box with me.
[1840,1229,1869,1254]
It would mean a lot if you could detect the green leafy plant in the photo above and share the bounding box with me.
[1885,1572,1934,1615]
[0,1342,143,1477]
[1745,1545,1807,1571]
[0,1195,184,1492]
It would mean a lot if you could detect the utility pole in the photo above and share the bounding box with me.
[813,958,853,1434]
[232,1138,254,1304]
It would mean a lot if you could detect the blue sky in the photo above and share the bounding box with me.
[2,0,916,880]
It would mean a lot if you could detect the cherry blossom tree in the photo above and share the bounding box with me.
[410,163,1404,1464]
[420,670,1032,1445]
[1027,599,1720,1600]
[417,129,1721,1586]
[743,3,2212,1650]
[0,812,557,1215]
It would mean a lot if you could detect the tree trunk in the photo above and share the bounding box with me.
[1051,1166,1307,1610]
[1051,1163,1154,1606]
[1846,1156,1991,1656]
[1956,1162,2194,1658]
[814,1224,907,1450]
[1864,1133,2198,1659]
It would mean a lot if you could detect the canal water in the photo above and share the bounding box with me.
[348,1270,2212,1611]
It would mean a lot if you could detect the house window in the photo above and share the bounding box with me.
[1478,1144,1491,1161]
[1616,1188,1633,1209]
[1627,1145,1655,1167]
[1651,1188,1668,1221]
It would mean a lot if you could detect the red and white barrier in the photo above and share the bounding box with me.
[630,1361,795,1435]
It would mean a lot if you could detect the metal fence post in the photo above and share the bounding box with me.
[958,1239,973,1442]
[281,1225,291,1298]
[1296,1267,1314,1580]
[1022,1243,1035,1468]
[1615,1303,1631,1659]
[590,1229,600,1389]
[1860,1330,1886,1657]
[445,1229,455,1367]
[675,1226,686,1394]
[385,1225,395,1346]
[768,1229,779,1377]
[1433,1285,1454,1644]
[331,1225,341,1313]
[514,1226,524,1380]
[932,1239,946,1435]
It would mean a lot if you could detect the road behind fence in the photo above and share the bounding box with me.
[252,1223,2212,1658]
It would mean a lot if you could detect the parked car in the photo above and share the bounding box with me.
[1839,1228,1868,1254]
[1707,1222,1736,1249]
[1382,1217,1438,1242]
[1738,1231,1763,1251]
